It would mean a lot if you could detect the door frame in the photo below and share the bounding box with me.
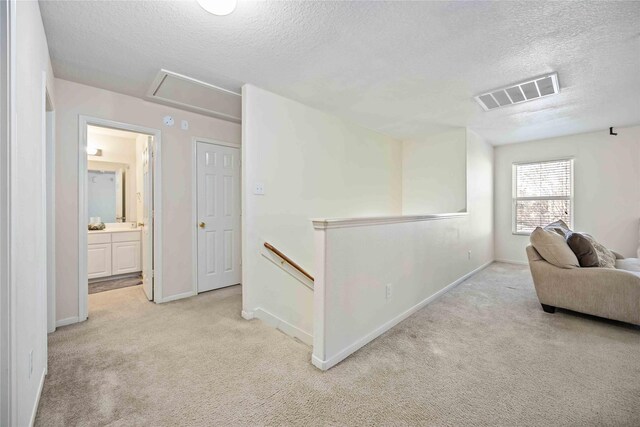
[43,77,55,334]
[191,137,241,294]
[0,1,16,424]
[78,116,163,321]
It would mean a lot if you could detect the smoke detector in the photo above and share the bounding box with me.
[474,73,559,111]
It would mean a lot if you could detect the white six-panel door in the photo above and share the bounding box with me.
[197,141,241,292]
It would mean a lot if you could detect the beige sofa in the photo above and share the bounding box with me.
[526,245,640,325]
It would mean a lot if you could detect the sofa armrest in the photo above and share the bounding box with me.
[612,250,624,260]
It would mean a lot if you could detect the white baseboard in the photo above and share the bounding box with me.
[157,290,196,304]
[30,368,46,426]
[312,260,494,371]
[55,316,79,328]
[241,310,254,320]
[495,258,528,266]
[252,307,313,345]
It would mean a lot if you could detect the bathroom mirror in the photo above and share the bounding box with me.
[88,164,126,223]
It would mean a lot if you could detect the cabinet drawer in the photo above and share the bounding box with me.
[88,233,111,245]
[111,231,141,243]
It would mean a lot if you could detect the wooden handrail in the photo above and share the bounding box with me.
[264,242,314,282]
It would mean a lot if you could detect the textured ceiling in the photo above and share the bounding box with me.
[40,1,640,144]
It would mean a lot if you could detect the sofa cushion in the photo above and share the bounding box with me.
[615,258,640,272]
[530,227,579,269]
[543,219,572,237]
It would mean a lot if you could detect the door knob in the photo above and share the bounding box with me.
[199,222,206,229]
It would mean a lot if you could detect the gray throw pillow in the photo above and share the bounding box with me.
[566,232,616,269]
[566,232,599,267]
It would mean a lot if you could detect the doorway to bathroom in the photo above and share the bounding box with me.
[78,116,163,322]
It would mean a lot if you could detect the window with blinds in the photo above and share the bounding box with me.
[512,159,573,234]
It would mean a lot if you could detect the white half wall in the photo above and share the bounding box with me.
[402,128,467,215]
[54,79,240,322]
[495,125,640,264]
[313,130,494,369]
[242,84,403,341]
[13,1,56,424]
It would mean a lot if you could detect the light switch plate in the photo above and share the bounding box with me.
[181,119,189,130]
[254,183,265,195]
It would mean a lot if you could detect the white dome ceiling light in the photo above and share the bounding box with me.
[197,0,237,16]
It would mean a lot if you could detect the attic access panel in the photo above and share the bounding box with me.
[474,73,559,111]
[148,70,241,123]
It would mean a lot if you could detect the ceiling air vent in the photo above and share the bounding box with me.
[474,73,559,111]
[148,70,241,123]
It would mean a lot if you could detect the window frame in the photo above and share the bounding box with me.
[511,158,574,236]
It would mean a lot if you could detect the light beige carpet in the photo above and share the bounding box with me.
[36,263,640,426]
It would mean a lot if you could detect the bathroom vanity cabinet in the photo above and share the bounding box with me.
[88,229,141,279]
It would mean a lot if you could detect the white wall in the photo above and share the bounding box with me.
[313,129,494,369]
[242,85,403,342]
[402,129,467,215]
[88,132,137,165]
[495,126,640,264]
[55,78,240,323]
[13,1,56,424]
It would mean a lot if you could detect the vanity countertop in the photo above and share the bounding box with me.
[88,227,142,234]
